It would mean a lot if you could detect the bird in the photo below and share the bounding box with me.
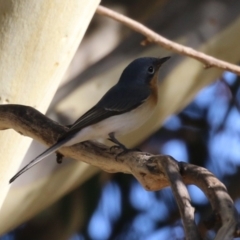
[9,56,170,183]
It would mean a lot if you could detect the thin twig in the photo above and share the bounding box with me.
[96,5,240,76]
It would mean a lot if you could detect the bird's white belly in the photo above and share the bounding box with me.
[65,100,155,146]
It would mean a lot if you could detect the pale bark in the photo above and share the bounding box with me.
[0,0,100,210]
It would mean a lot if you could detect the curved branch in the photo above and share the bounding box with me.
[96,5,240,76]
[181,163,239,240]
[159,157,201,240]
[0,104,238,239]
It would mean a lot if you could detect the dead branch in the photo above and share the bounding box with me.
[0,104,238,239]
[96,5,240,76]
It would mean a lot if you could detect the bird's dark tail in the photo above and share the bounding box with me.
[9,138,69,183]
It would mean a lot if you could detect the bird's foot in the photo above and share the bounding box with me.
[56,152,64,164]
[109,144,121,151]
[117,147,140,157]
[110,145,141,160]
[108,132,141,160]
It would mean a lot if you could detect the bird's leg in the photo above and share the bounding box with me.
[108,132,141,159]
[108,132,128,151]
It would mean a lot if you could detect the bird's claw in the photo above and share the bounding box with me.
[114,147,142,161]
[110,145,122,152]
[108,132,141,160]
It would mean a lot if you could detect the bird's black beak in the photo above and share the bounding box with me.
[157,56,171,66]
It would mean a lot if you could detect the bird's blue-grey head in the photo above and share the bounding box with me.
[118,57,170,86]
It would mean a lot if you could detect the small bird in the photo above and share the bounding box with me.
[9,56,170,183]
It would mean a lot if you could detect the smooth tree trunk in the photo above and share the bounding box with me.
[0,0,100,211]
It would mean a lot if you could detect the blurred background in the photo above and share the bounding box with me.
[1,0,240,239]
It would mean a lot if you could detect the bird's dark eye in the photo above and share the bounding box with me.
[148,66,155,74]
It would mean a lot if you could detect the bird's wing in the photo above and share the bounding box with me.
[9,85,150,183]
[66,85,150,135]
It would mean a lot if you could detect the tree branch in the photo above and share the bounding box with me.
[180,163,240,240]
[0,104,239,239]
[96,5,240,76]
[160,157,201,240]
